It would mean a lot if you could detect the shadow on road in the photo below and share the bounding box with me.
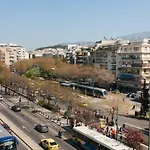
[119,114,149,121]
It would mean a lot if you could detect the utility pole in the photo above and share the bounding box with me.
[116,106,119,141]
[92,78,95,97]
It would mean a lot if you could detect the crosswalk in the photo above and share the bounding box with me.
[0,100,14,108]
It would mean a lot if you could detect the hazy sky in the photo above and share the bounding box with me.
[0,0,149,50]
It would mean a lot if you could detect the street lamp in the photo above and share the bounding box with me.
[142,78,150,150]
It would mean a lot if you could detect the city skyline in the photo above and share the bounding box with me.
[0,0,150,50]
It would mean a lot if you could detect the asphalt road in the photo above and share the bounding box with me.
[0,100,81,150]
[17,138,30,150]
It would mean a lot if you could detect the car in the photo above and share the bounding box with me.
[78,101,88,107]
[1,123,11,133]
[40,138,59,150]
[11,105,21,112]
[0,95,3,101]
[35,124,49,133]
[111,90,120,94]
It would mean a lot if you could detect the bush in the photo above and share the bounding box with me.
[37,100,55,111]
[42,103,52,110]
[37,100,45,106]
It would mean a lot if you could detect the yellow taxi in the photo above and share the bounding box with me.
[78,101,88,107]
[40,138,59,150]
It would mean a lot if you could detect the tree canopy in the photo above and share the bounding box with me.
[12,58,114,85]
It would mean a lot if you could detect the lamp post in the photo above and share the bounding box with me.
[142,78,150,150]
[115,106,119,141]
[92,78,95,97]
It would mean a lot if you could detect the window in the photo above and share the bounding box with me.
[144,69,146,73]
[134,47,139,51]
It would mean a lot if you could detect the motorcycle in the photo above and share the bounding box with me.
[58,130,62,138]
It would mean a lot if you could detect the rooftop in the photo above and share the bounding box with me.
[73,126,130,150]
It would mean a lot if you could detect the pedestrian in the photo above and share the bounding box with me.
[131,105,135,110]
[106,117,109,124]
[19,97,21,103]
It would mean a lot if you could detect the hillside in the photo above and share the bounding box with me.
[35,44,68,51]
[35,32,150,51]
[118,31,150,40]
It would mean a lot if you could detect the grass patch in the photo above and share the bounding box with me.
[23,67,41,78]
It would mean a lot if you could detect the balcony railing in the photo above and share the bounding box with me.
[142,64,150,68]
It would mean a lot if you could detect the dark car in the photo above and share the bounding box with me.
[11,105,21,112]
[35,124,49,133]
[1,123,11,133]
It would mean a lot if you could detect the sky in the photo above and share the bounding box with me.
[0,0,150,50]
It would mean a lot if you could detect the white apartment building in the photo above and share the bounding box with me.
[92,39,127,76]
[117,38,150,91]
[66,44,91,64]
[0,43,29,67]
[93,38,150,91]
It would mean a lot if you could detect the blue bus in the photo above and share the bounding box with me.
[0,124,18,150]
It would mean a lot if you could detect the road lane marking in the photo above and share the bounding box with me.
[41,135,46,138]
[22,125,30,132]
[0,112,43,150]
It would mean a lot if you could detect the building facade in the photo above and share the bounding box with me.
[92,38,150,91]
[91,39,125,77]
[117,38,150,91]
[0,43,29,67]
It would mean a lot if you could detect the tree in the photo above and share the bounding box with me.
[141,78,149,116]
[125,128,143,150]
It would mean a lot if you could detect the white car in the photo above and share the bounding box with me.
[0,95,3,101]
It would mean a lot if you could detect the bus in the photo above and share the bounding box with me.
[72,83,107,98]
[72,126,130,150]
[0,124,18,150]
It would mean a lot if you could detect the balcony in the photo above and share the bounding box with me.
[142,64,150,68]
[122,56,140,60]
[111,62,116,64]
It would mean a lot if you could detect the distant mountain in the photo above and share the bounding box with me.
[118,31,150,40]
[61,41,95,46]
[35,32,150,51]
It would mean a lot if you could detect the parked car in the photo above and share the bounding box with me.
[40,138,59,150]
[1,123,11,133]
[11,105,21,112]
[0,95,3,101]
[35,124,49,133]
[127,93,140,99]
[111,90,120,94]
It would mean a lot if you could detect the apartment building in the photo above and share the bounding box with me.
[117,38,150,91]
[92,38,150,91]
[0,43,29,67]
[92,39,126,76]
[66,45,91,65]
